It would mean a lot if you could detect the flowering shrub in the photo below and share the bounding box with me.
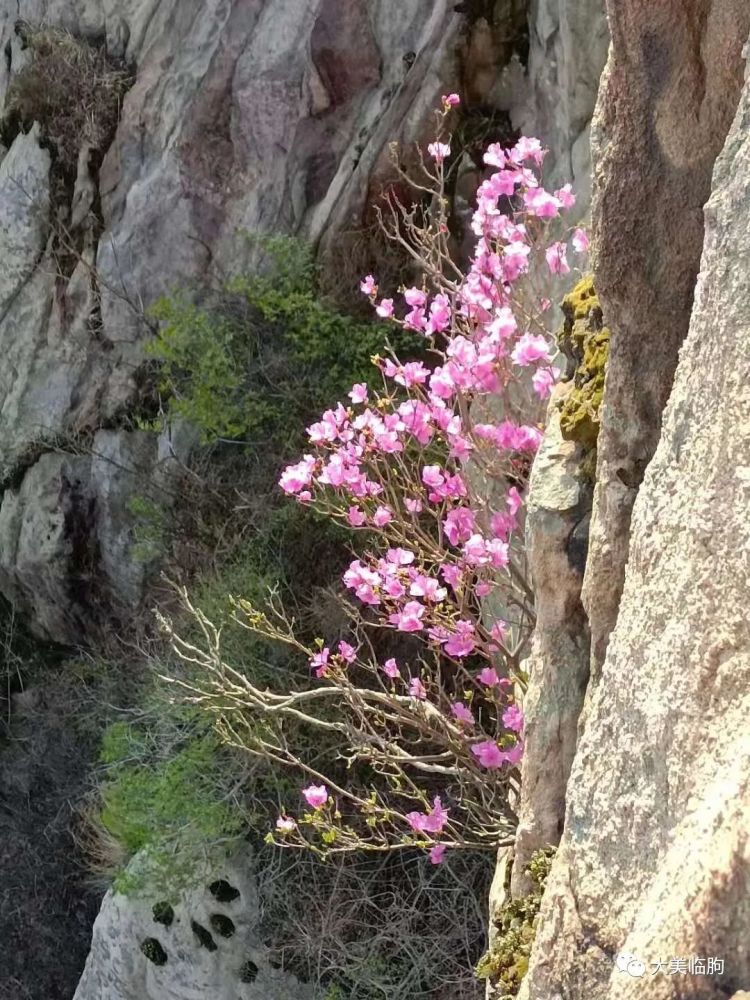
[163,94,587,863]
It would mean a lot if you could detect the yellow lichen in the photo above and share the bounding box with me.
[556,276,609,456]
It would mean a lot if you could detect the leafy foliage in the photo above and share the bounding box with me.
[147,235,418,446]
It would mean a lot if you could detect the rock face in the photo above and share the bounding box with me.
[509,381,592,897]
[582,0,750,679]
[74,852,312,1000]
[0,0,470,643]
[523,39,750,1000]
[510,0,609,224]
[0,0,608,644]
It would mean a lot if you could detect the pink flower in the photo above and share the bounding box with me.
[523,187,561,219]
[349,383,369,404]
[382,658,400,679]
[483,143,506,169]
[310,647,330,678]
[409,573,447,602]
[511,333,551,367]
[471,740,504,769]
[347,506,366,527]
[430,843,447,865]
[404,286,427,308]
[279,456,316,494]
[503,703,525,734]
[451,702,475,726]
[444,507,475,546]
[422,465,445,490]
[360,274,377,296]
[440,563,463,588]
[502,740,524,766]
[386,547,415,566]
[442,93,461,107]
[372,505,393,527]
[428,141,451,162]
[545,241,570,275]
[407,797,449,835]
[302,784,329,809]
[409,676,427,700]
[405,498,423,514]
[510,136,546,165]
[532,367,557,398]
[276,816,296,833]
[475,581,491,597]
[424,796,449,834]
[388,601,425,633]
[376,298,394,318]
[477,667,501,687]
[406,810,429,834]
[427,294,452,334]
[555,183,576,208]
[572,227,590,253]
[338,640,357,664]
[443,621,476,658]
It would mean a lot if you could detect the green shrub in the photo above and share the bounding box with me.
[147,235,418,447]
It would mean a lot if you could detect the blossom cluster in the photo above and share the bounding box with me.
[271,95,586,859]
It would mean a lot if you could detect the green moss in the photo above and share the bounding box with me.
[98,712,245,896]
[475,847,556,999]
[556,276,609,456]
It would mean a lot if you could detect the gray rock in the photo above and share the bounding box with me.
[582,0,750,681]
[74,851,313,1000]
[510,384,592,898]
[524,40,750,1000]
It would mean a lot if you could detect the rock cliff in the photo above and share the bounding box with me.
[516,9,750,1000]
[0,2,609,999]
[0,0,606,645]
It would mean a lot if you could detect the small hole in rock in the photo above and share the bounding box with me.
[208,878,240,903]
[140,938,168,966]
[152,901,174,927]
[210,913,236,938]
[191,920,218,952]
[240,960,259,983]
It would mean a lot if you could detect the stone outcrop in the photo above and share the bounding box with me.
[0,0,471,642]
[582,0,750,679]
[0,0,610,645]
[508,386,590,892]
[74,851,312,1000]
[522,36,750,1000]
[509,0,609,227]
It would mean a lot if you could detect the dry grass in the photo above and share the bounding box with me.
[318,219,416,316]
[3,22,133,173]
[256,847,492,1000]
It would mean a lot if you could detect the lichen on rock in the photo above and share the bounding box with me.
[476,848,556,999]
[556,275,610,463]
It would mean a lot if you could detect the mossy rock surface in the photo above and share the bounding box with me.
[475,847,556,999]
[556,276,610,454]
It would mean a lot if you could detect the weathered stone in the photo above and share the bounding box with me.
[74,851,313,1000]
[524,43,750,1000]
[509,382,592,899]
[0,0,469,641]
[582,0,750,679]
